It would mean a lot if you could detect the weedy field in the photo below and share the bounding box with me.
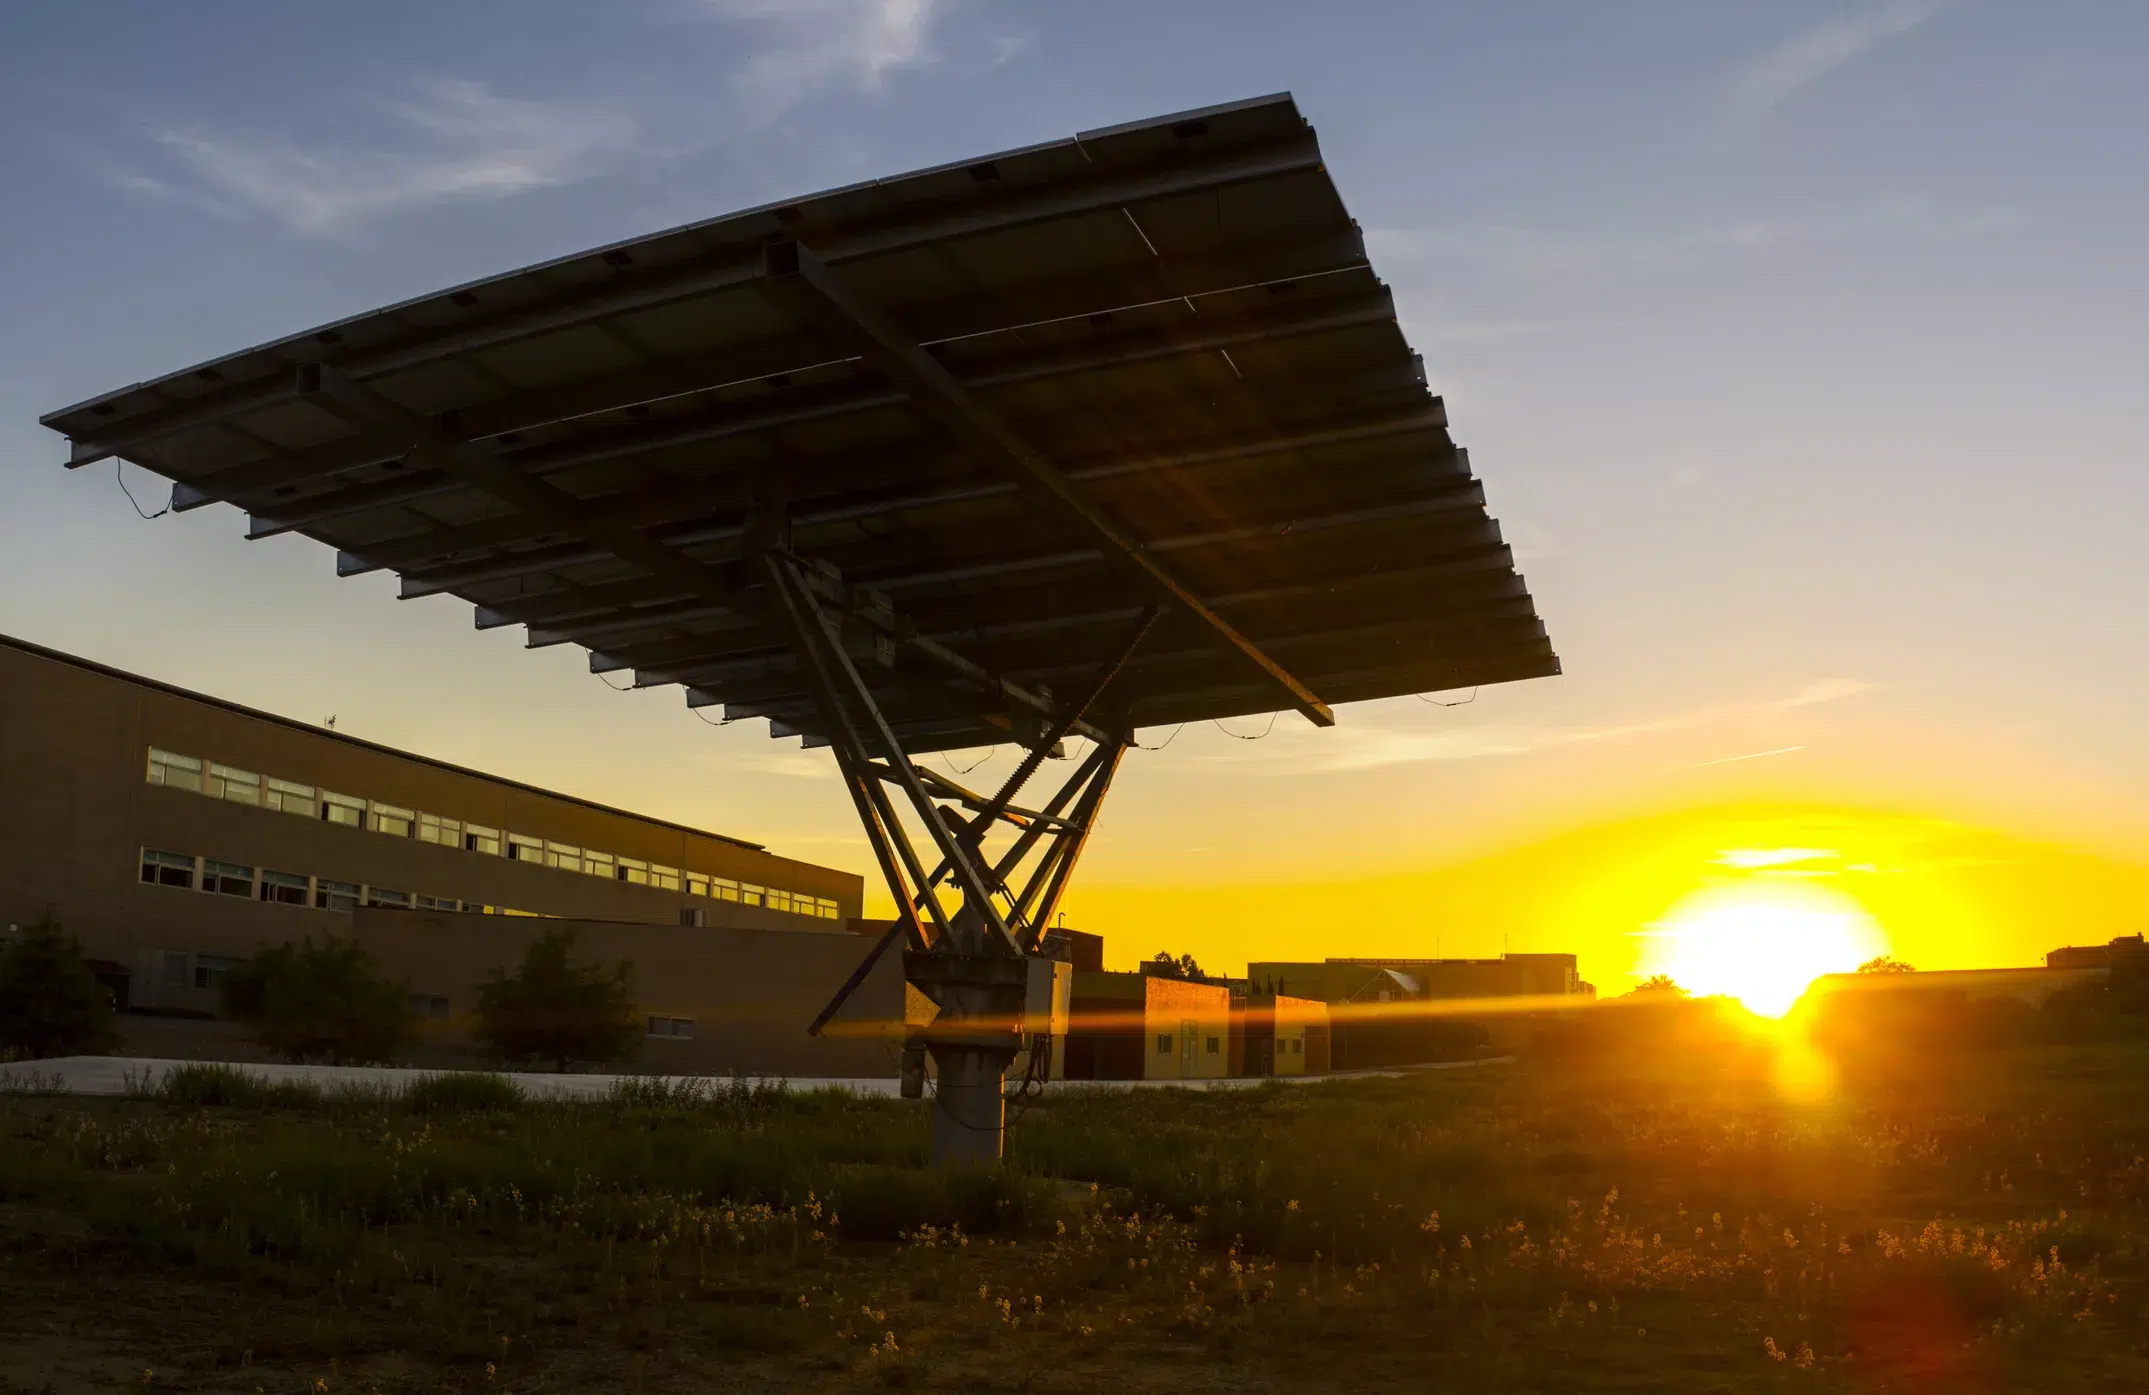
[2,1033,2145,1393]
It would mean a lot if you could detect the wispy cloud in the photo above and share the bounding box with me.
[134,77,637,236]
[1180,676,1875,775]
[1682,745,1807,770]
[1778,678,1872,709]
[698,0,950,113]
[1727,0,1954,110]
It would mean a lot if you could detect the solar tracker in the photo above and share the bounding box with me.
[43,92,1554,753]
[42,93,1560,1159]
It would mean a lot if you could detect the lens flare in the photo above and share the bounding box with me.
[1641,880,1887,1017]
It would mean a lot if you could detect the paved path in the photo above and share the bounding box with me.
[0,1055,1506,1100]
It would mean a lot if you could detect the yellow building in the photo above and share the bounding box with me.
[1065,971,1232,1081]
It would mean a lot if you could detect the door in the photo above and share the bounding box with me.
[1179,1021,1198,1077]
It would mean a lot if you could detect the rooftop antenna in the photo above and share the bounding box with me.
[323,714,337,731]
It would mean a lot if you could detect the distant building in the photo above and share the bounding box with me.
[1801,965,2105,1012]
[1247,953,1592,1067]
[2047,934,2148,973]
[1238,993,1330,1077]
[1064,971,1233,1082]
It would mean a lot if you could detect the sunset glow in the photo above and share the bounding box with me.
[1641,879,1888,1017]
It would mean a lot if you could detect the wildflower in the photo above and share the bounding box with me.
[1764,1337,1787,1363]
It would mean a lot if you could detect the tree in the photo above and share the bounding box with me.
[0,914,118,1059]
[1629,974,1689,998]
[1144,951,1206,982]
[1857,956,1916,974]
[473,931,639,1072]
[221,936,413,1065]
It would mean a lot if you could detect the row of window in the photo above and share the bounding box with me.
[146,746,841,920]
[142,847,547,917]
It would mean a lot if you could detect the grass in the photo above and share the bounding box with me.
[1,1030,2145,1392]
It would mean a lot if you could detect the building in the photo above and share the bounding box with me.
[0,632,864,1019]
[1802,965,2109,1013]
[2047,934,2149,973]
[1238,993,1329,1077]
[1247,953,1592,1067]
[1063,971,1233,1082]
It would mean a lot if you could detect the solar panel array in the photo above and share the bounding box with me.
[42,93,1557,754]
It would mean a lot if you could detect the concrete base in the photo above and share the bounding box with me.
[928,1043,1013,1166]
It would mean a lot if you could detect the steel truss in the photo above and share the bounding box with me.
[755,544,1150,1162]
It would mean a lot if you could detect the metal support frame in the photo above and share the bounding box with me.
[758,544,1141,1164]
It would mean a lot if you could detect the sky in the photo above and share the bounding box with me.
[3,2,2147,992]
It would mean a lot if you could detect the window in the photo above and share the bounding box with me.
[365,887,413,908]
[202,859,254,897]
[1206,1037,1220,1054]
[765,888,792,913]
[646,1015,695,1039]
[462,901,497,915]
[1156,1034,1173,1054]
[192,953,243,991]
[370,803,415,838]
[321,791,365,827]
[207,764,261,805]
[680,907,708,928]
[820,898,842,920]
[617,857,649,886]
[583,850,615,880]
[146,749,202,792]
[314,879,360,912]
[466,824,502,856]
[740,883,764,908]
[416,894,461,911]
[411,994,451,1018]
[140,848,196,890]
[265,777,315,815]
[418,813,461,846]
[506,833,542,862]
[544,843,582,874]
[685,872,710,898]
[1291,1038,1303,1055]
[651,865,681,892]
[259,870,309,906]
[711,878,740,903]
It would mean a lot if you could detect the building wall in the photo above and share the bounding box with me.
[1238,994,1327,1077]
[370,910,902,1077]
[0,635,863,996]
[1066,972,1231,1081]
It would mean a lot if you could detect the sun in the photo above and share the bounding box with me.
[1641,880,1887,1017]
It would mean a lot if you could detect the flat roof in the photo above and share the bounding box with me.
[0,630,765,851]
[42,93,1557,754]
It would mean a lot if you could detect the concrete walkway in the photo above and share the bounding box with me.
[0,1055,1506,1100]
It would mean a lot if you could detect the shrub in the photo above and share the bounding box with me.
[0,914,118,1059]
[159,1062,325,1109]
[219,936,414,1065]
[404,1070,523,1114]
[474,930,640,1072]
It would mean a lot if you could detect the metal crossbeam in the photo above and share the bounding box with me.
[761,239,1336,729]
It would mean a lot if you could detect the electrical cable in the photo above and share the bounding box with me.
[942,744,997,777]
[1415,686,1479,707]
[1212,712,1279,741]
[596,671,633,691]
[115,460,171,520]
[1132,722,1187,751]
